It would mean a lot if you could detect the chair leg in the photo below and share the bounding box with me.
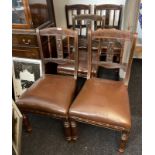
[63,120,72,141]
[23,114,32,133]
[70,120,78,141]
[118,130,130,153]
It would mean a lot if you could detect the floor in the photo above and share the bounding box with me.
[13,59,142,155]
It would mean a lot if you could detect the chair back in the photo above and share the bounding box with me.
[36,27,79,79]
[72,14,105,37]
[65,4,91,29]
[87,28,137,85]
[94,4,122,29]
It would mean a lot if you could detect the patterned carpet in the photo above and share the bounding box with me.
[13,59,142,155]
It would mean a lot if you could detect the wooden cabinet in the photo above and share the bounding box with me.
[13,34,38,46]
[12,0,56,59]
[12,0,32,29]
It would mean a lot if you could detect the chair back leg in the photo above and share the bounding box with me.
[119,130,130,153]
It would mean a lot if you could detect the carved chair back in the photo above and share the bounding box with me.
[36,27,79,79]
[65,4,91,29]
[87,29,137,85]
[94,4,122,29]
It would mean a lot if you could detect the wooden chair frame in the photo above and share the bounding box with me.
[17,27,79,141]
[37,27,79,79]
[69,28,137,152]
[65,4,91,28]
[87,29,137,85]
[94,4,123,29]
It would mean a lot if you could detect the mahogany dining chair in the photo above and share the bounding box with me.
[16,27,79,141]
[69,28,137,152]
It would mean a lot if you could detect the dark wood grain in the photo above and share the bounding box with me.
[94,4,122,29]
[88,28,137,85]
[36,27,79,79]
[65,4,91,28]
[12,0,56,60]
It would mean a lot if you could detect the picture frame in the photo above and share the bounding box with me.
[12,100,23,155]
[12,57,42,101]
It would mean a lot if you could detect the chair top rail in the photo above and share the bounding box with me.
[91,29,131,40]
[94,4,122,10]
[39,27,78,37]
[66,4,91,10]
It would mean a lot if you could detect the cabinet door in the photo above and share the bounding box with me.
[29,0,56,28]
[12,0,32,29]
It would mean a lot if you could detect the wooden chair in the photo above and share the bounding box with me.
[94,4,122,29]
[69,28,137,152]
[58,14,105,77]
[16,27,79,141]
[65,4,91,29]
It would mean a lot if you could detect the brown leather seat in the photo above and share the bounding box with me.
[69,78,131,129]
[17,74,76,117]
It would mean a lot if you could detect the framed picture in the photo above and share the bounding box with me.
[12,100,23,155]
[12,57,42,101]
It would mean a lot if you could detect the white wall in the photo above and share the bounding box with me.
[123,0,140,32]
[53,0,126,27]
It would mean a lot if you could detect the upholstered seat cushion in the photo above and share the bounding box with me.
[16,74,76,117]
[69,78,131,129]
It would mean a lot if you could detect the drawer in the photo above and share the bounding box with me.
[12,34,38,47]
[12,47,40,59]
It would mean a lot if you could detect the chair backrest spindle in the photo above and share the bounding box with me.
[65,4,91,28]
[94,4,122,29]
[47,36,52,58]
[87,28,137,85]
[36,27,79,79]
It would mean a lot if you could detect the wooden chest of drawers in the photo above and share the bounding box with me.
[12,21,55,59]
[12,46,40,59]
[12,0,56,60]
[12,29,40,59]
[13,34,38,47]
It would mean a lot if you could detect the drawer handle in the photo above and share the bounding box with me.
[22,39,31,45]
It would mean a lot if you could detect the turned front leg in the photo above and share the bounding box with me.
[118,130,130,153]
[63,120,72,141]
[23,114,32,133]
[70,120,78,141]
